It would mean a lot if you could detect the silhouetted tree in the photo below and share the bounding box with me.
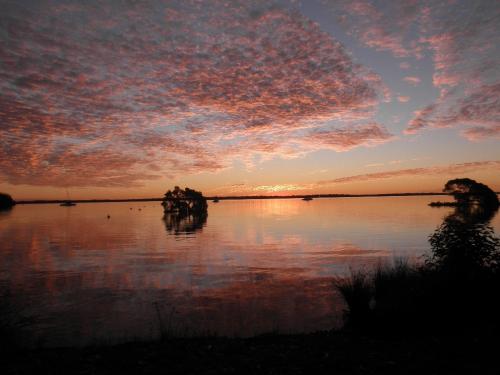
[0,193,15,210]
[162,186,207,215]
[428,215,500,272]
[337,179,500,334]
[443,178,499,209]
[163,211,207,235]
[428,179,500,272]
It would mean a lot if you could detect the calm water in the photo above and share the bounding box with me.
[1,196,498,346]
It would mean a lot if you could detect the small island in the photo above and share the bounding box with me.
[161,186,208,215]
[429,178,499,209]
[0,192,15,210]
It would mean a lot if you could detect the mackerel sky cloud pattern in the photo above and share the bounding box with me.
[317,161,500,185]
[0,0,388,187]
[325,0,499,139]
[0,0,498,193]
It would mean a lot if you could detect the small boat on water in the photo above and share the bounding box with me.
[302,197,313,201]
[212,197,220,203]
[60,200,76,206]
[60,188,76,206]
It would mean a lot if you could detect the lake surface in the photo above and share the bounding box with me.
[1,196,498,347]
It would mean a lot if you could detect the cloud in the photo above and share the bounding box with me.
[405,103,437,134]
[253,184,313,193]
[397,96,410,103]
[365,163,384,168]
[461,125,500,141]
[0,0,387,187]
[403,76,421,86]
[406,0,500,138]
[300,123,393,152]
[323,0,421,57]
[406,83,500,135]
[323,0,499,142]
[317,161,500,185]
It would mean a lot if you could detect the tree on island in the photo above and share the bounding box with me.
[444,178,499,208]
[427,178,500,272]
[161,186,207,215]
[429,178,499,209]
[0,193,15,210]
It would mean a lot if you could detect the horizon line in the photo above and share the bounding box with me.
[13,192,462,204]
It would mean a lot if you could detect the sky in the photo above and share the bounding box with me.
[0,0,499,200]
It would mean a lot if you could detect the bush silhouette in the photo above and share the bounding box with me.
[161,186,207,215]
[443,178,499,209]
[428,217,500,272]
[336,179,500,335]
[0,193,15,210]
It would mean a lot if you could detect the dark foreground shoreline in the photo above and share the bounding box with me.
[3,331,497,374]
[16,192,452,205]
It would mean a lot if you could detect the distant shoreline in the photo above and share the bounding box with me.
[15,192,454,205]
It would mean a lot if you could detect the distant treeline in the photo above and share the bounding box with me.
[14,192,462,205]
[210,192,454,200]
[16,198,164,205]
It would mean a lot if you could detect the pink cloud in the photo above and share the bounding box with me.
[319,1,499,143]
[302,123,393,152]
[325,0,421,58]
[365,163,384,168]
[321,1,498,143]
[406,1,499,139]
[318,161,500,185]
[461,125,500,141]
[406,83,500,135]
[405,104,437,134]
[403,76,421,86]
[397,96,410,103]
[0,0,387,188]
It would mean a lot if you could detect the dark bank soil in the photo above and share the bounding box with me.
[2,331,498,375]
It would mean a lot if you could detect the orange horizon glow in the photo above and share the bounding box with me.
[4,160,500,201]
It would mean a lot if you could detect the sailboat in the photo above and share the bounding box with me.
[60,188,77,206]
[60,201,76,206]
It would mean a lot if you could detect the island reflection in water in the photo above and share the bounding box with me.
[163,211,207,235]
[1,197,498,347]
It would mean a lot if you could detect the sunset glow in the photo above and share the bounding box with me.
[1,0,499,200]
